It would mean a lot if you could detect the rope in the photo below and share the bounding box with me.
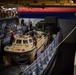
[55,26,76,49]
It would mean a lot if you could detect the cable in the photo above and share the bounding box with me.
[55,26,76,49]
[21,26,76,74]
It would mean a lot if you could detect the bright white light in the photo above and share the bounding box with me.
[8,8,12,10]
[2,8,5,9]
[1,6,4,8]
[13,8,16,10]
[70,0,74,3]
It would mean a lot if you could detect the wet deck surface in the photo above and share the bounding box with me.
[0,65,21,75]
[0,60,29,75]
[0,51,30,75]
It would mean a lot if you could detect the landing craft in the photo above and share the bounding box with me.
[4,30,49,64]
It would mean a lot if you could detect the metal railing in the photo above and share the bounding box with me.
[16,31,62,75]
[2,26,76,75]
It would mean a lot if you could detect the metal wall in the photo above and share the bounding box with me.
[58,19,76,43]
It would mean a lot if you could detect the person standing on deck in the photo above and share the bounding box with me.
[21,19,24,26]
[10,30,14,45]
[29,21,32,30]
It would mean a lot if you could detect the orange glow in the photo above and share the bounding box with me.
[18,7,76,12]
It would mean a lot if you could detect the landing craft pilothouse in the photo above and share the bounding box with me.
[4,30,49,64]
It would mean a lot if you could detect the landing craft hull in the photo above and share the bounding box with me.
[4,31,48,64]
[5,47,36,63]
[8,38,47,63]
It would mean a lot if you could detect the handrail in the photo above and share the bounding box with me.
[18,30,62,75]
[20,26,76,75]
[42,26,76,75]
[1,26,76,75]
[1,29,63,75]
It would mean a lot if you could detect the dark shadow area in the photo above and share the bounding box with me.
[50,43,76,75]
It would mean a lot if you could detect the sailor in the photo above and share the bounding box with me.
[33,35,37,47]
[10,30,14,45]
[2,21,6,38]
[21,19,24,26]
[29,21,32,30]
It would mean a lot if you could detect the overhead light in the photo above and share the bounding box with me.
[1,6,4,8]
[70,0,74,3]
[8,8,12,10]
[72,0,76,3]
[2,8,5,9]
[12,8,16,10]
